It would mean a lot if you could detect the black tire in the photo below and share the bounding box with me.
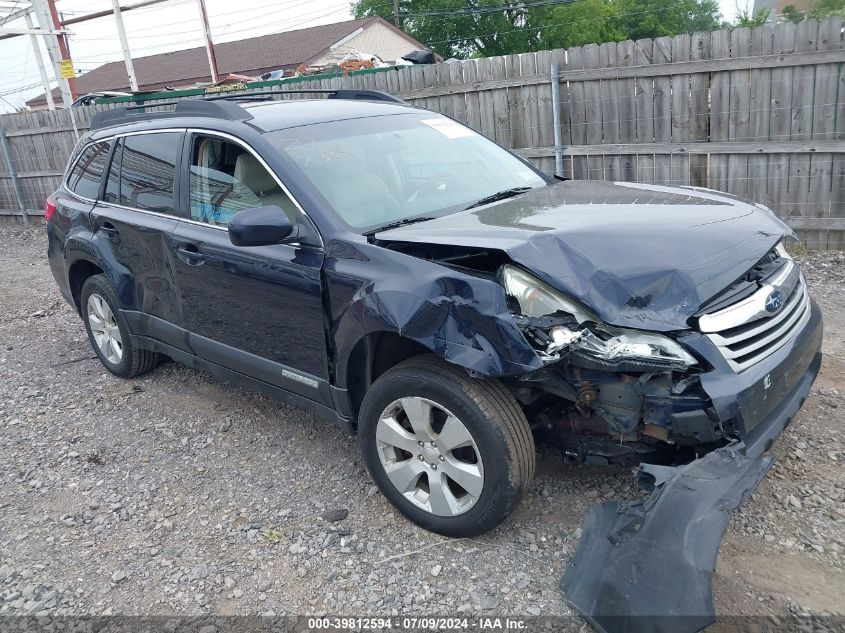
[80,274,159,378]
[359,355,535,537]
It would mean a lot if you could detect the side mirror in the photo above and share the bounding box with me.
[228,205,297,247]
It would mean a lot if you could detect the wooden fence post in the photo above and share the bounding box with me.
[0,127,29,224]
[550,60,564,177]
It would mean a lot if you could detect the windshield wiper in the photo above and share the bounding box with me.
[463,187,532,210]
[367,216,435,235]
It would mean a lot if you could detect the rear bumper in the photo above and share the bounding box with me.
[46,223,74,308]
[680,298,823,453]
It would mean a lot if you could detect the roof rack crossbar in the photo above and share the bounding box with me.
[204,89,405,104]
[89,88,403,131]
[90,98,253,130]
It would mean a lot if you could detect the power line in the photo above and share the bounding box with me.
[0,0,348,61]
[66,0,361,41]
[218,0,351,36]
[69,1,353,59]
[399,0,586,18]
[68,0,351,45]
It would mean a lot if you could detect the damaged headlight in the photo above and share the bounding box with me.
[501,265,596,322]
[568,327,698,366]
[501,265,697,367]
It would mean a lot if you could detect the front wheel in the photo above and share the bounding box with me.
[359,356,535,537]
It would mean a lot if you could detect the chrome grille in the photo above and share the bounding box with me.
[699,258,812,372]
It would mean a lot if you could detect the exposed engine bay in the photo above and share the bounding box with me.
[377,239,733,467]
[507,324,722,467]
[376,239,804,470]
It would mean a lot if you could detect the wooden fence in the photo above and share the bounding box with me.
[2,18,844,248]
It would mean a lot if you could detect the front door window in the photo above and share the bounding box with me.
[189,136,297,227]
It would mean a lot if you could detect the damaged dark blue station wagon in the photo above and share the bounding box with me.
[47,90,822,628]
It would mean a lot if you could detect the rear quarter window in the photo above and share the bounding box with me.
[66,141,111,199]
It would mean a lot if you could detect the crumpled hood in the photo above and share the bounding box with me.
[376,180,793,331]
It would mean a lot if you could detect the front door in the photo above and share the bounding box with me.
[169,132,328,398]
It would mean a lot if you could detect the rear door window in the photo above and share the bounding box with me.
[66,141,110,199]
[104,132,182,213]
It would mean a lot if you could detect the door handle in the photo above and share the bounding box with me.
[176,243,205,265]
[99,222,120,240]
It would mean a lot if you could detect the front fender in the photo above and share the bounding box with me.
[325,240,542,386]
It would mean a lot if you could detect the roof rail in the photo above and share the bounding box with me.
[90,99,252,130]
[204,89,406,104]
[89,88,404,131]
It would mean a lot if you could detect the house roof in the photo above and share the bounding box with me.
[27,16,425,107]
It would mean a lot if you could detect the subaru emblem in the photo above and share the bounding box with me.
[764,290,783,313]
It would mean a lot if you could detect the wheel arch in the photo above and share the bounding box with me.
[64,234,137,313]
[343,331,432,417]
[67,257,104,315]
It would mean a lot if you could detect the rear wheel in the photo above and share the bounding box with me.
[80,274,159,378]
[359,355,535,537]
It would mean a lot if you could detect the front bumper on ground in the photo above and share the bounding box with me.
[562,444,774,633]
[561,302,823,633]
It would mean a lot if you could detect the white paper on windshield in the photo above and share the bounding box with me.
[421,118,477,139]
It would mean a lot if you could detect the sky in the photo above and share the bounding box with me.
[0,0,748,113]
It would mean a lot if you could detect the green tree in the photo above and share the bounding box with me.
[614,0,723,40]
[735,7,770,26]
[352,0,724,59]
[780,5,806,22]
[533,0,625,52]
[352,0,538,58]
[809,0,845,18]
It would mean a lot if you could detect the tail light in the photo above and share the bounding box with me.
[45,195,57,223]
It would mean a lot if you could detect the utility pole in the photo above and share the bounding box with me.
[392,0,400,26]
[29,0,75,105]
[110,0,139,91]
[24,11,55,110]
[32,0,77,100]
[46,0,77,99]
[195,0,218,83]
[29,0,78,136]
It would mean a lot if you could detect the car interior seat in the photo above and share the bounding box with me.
[233,153,298,223]
[305,146,400,227]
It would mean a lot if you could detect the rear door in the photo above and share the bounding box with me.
[49,141,111,284]
[90,130,185,330]
[168,130,329,400]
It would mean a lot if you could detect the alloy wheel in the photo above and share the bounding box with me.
[375,396,485,516]
[87,293,123,365]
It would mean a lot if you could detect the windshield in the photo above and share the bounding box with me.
[265,113,547,231]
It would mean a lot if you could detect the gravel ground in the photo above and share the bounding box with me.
[0,224,843,623]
